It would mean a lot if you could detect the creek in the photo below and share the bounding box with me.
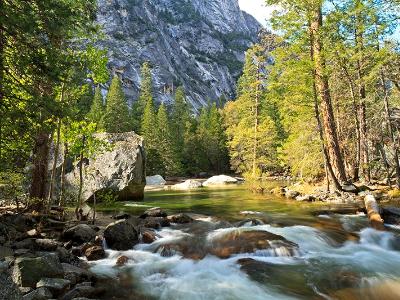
[91,185,400,300]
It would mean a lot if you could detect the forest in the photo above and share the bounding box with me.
[1,1,400,300]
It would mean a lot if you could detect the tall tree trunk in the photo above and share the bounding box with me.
[59,143,68,207]
[339,57,361,181]
[310,6,347,184]
[355,0,371,183]
[75,136,86,220]
[47,118,62,209]
[381,72,400,189]
[30,132,50,202]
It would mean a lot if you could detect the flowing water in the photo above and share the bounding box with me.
[91,186,400,300]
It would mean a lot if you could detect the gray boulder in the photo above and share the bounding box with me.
[0,245,13,259]
[12,254,63,288]
[22,287,52,300]
[62,224,97,245]
[104,220,138,250]
[64,132,145,202]
[36,278,70,296]
[0,269,22,300]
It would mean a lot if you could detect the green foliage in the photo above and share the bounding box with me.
[88,86,105,127]
[171,87,190,161]
[155,104,181,176]
[132,62,153,133]
[102,76,131,133]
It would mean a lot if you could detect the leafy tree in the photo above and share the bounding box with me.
[102,76,131,133]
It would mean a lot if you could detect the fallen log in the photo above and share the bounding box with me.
[364,195,384,230]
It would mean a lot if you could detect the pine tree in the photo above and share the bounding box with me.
[132,62,153,132]
[87,86,104,127]
[171,86,190,164]
[141,96,161,174]
[156,104,181,175]
[102,76,131,133]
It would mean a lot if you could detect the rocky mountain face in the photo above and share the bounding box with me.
[97,0,260,110]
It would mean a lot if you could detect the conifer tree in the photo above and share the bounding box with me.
[132,62,153,132]
[141,95,161,174]
[87,86,104,127]
[171,87,190,163]
[102,76,131,133]
[156,104,181,175]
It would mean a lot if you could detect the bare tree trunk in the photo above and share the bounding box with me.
[59,143,68,208]
[30,132,50,204]
[377,142,391,187]
[381,72,400,189]
[310,6,347,184]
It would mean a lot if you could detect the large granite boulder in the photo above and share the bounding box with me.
[65,132,145,202]
[0,264,22,300]
[12,254,63,288]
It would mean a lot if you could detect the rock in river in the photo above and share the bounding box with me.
[171,180,202,190]
[203,175,238,187]
[104,220,139,250]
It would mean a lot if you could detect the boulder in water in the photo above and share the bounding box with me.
[208,229,299,258]
[146,175,166,186]
[140,207,167,218]
[203,175,238,187]
[84,245,106,261]
[171,180,202,190]
[104,220,138,250]
[167,213,193,224]
[64,132,145,202]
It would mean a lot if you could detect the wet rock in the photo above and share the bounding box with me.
[111,213,131,220]
[62,263,93,285]
[104,220,138,250]
[270,186,285,196]
[0,269,22,300]
[146,175,166,186]
[12,254,63,287]
[0,245,13,259]
[14,249,31,257]
[381,207,400,225]
[141,231,157,244]
[22,287,52,300]
[284,189,300,199]
[140,207,167,218]
[208,229,299,259]
[167,213,193,224]
[84,246,105,261]
[60,282,99,300]
[36,278,70,296]
[236,219,264,227]
[62,225,97,245]
[115,256,129,267]
[203,175,238,186]
[171,180,202,190]
[26,229,41,238]
[238,258,314,297]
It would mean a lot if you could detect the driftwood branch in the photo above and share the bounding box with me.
[364,195,384,230]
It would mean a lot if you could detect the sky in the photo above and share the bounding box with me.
[238,0,275,26]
